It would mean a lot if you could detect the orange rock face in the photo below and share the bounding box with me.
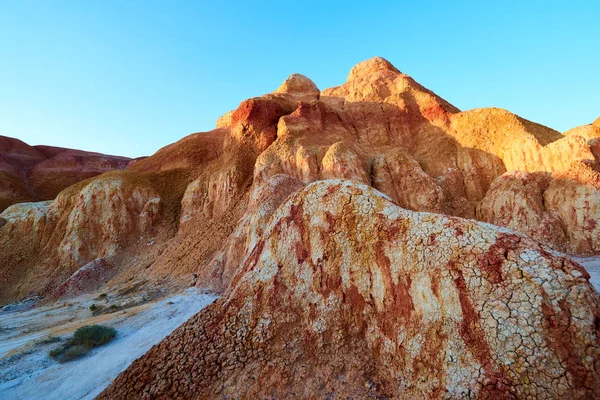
[99,180,600,399]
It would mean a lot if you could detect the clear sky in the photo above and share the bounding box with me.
[1,1,599,158]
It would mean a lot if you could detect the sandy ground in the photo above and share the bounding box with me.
[0,288,217,400]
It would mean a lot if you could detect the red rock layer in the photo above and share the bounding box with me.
[0,135,130,211]
[99,180,600,399]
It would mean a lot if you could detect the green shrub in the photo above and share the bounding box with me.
[48,347,63,358]
[52,345,89,363]
[37,336,62,345]
[89,303,106,315]
[62,345,89,359]
[72,325,117,348]
[48,324,116,363]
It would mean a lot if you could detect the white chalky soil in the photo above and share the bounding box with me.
[572,255,600,292]
[0,288,217,400]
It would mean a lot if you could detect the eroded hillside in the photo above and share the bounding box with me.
[2,57,600,398]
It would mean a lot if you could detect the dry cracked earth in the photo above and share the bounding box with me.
[2,57,600,399]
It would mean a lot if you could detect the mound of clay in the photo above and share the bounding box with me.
[0,135,130,211]
[100,180,600,399]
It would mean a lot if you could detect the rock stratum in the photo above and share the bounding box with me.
[2,57,600,398]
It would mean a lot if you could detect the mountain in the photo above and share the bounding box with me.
[2,57,600,397]
[0,136,130,212]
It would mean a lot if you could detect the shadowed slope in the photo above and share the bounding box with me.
[0,135,130,212]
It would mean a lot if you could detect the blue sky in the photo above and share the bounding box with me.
[1,1,599,158]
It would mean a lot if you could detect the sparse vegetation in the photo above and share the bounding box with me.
[37,336,62,345]
[117,281,146,297]
[73,325,116,347]
[48,325,117,363]
[89,303,108,315]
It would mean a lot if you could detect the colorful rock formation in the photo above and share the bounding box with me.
[2,56,600,300]
[99,180,600,399]
[2,57,600,397]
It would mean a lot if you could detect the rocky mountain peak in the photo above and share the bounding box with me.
[347,56,401,81]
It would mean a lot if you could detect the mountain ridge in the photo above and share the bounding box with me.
[2,56,600,397]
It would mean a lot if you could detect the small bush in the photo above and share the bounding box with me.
[62,345,89,360]
[72,325,117,348]
[52,345,89,363]
[48,347,63,358]
[48,324,116,363]
[37,336,62,345]
[89,303,106,315]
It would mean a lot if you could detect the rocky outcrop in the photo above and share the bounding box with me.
[0,172,162,304]
[478,160,600,256]
[2,58,599,302]
[100,180,600,399]
[0,135,130,212]
[249,59,600,255]
[478,171,567,251]
[180,164,248,221]
[564,124,600,141]
[199,174,305,291]
[55,174,162,268]
[274,73,320,103]
[50,256,116,299]
[0,201,56,251]
[3,56,600,398]
[321,141,370,183]
[0,170,33,212]
[372,148,448,213]
[544,161,600,254]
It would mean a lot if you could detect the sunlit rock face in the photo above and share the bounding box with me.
[251,58,600,255]
[54,175,162,268]
[196,173,305,292]
[100,180,600,399]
